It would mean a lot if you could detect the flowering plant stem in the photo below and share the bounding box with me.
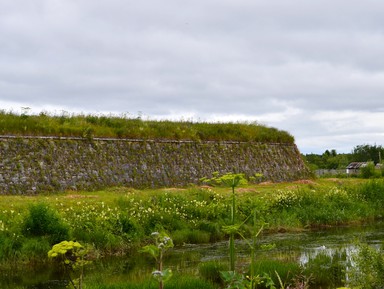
[202,173,246,272]
[230,184,236,272]
[141,232,173,289]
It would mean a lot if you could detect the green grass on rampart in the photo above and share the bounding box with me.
[0,110,294,143]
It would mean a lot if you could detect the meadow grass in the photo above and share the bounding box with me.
[0,110,294,143]
[251,259,301,288]
[0,178,382,265]
[1,178,384,288]
[198,261,227,285]
[303,250,346,288]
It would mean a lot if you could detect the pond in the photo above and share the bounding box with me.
[2,222,384,288]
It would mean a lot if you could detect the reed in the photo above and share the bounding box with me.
[199,261,227,285]
[251,259,301,288]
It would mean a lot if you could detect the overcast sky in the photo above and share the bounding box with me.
[1,0,384,154]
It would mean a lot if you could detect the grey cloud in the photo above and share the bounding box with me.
[1,0,384,153]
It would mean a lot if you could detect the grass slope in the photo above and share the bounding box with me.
[0,110,294,143]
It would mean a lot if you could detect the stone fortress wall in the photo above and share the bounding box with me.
[0,136,311,194]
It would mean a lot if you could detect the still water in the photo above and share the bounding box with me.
[2,222,384,288]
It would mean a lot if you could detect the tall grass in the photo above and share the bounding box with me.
[355,179,384,210]
[199,261,227,285]
[303,250,345,288]
[0,179,383,268]
[348,243,384,289]
[85,275,216,289]
[268,181,384,228]
[252,259,301,288]
[0,110,294,143]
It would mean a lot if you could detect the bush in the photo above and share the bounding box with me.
[22,203,69,245]
[360,162,379,178]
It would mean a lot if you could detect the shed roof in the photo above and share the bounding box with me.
[346,162,367,169]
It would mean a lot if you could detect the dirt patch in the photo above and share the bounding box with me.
[65,194,99,199]
[160,187,187,192]
[293,179,316,185]
[199,185,214,190]
[327,178,338,181]
[259,181,274,186]
[236,188,259,194]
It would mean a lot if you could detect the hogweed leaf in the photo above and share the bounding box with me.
[140,244,159,259]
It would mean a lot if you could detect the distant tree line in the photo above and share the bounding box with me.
[303,144,384,170]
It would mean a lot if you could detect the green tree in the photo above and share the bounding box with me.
[304,150,351,170]
[352,144,384,164]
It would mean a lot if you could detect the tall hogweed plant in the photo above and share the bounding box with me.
[141,231,174,289]
[202,173,248,271]
[203,173,272,289]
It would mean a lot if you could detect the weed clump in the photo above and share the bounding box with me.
[22,203,69,245]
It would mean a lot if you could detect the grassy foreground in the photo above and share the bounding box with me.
[0,178,382,261]
[1,177,384,288]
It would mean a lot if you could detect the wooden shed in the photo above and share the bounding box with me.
[346,162,367,174]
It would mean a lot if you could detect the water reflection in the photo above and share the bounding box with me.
[2,222,383,288]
